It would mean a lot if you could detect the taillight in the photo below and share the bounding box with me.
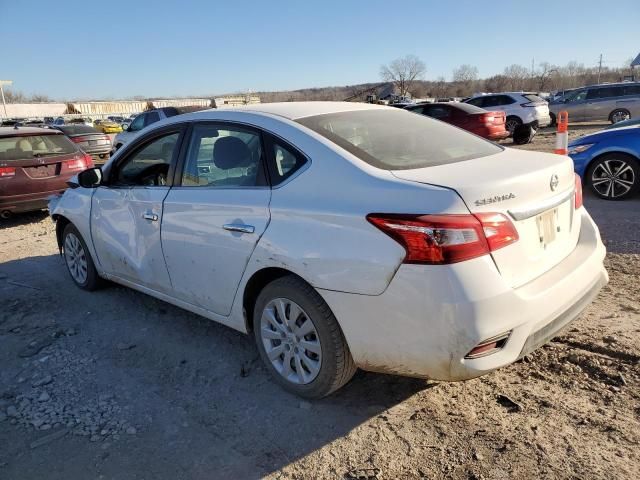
[0,167,16,178]
[367,213,518,265]
[71,136,86,143]
[574,173,583,209]
[66,153,93,170]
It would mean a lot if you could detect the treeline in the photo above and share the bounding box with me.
[257,61,636,102]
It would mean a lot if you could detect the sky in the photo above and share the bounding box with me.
[1,0,638,100]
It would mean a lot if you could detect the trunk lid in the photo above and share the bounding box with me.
[391,148,580,288]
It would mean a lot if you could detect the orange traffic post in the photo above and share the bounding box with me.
[554,111,569,155]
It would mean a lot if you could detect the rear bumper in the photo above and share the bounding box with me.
[0,189,67,213]
[319,208,607,380]
[486,130,510,141]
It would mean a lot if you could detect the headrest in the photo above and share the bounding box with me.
[213,136,252,170]
[17,139,33,152]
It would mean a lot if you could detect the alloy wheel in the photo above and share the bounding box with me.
[611,111,630,124]
[260,298,322,385]
[64,232,88,285]
[590,158,636,198]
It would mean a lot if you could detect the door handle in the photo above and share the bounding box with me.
[223,223,255,234]
[143,212,159,221]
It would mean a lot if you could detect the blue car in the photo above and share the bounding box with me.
[569,125,640,200]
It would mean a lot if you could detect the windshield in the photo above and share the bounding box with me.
[297,109,502,170]
[0,134,77,161]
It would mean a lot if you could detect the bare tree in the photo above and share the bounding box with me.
[380,55,426,97]
[535,62,558,91]
[452,64,478,84]
[484,74,509,93]
[452,64,479,96]
[503,64,530,90]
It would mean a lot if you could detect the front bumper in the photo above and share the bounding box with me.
[319,208,607,380]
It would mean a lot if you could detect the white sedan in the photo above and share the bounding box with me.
[49,102,608,398]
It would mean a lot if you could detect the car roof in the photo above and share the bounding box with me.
[0,126,61,138]
[211,101,388,120]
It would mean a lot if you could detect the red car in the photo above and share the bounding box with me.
[404,102,509,141]
[0,127,93,218]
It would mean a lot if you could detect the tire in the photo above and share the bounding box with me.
[253,275,357,399]
[609,109,630,124]
[549,112,556,127]
[586,153,639,200]
[505,116,522,135]
[62,223,102,290]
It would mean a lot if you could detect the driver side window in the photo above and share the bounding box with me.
[115,133,180,187]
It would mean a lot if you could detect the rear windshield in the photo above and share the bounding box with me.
[523,94,546,103]
[297,109,502,170]
[450,102,487,114]
[57,125,99,135]
[0,134,77,161]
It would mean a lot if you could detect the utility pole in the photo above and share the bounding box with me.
[0,80,12,119]
[597,54,603,83]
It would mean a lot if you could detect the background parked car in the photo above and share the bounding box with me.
[549,82,640,125]
[53,125,112,164]
[465,92,551,134]
[93,119,123,134]
[0,126,93,217]
[569,124,640,200]
[112,106,205,151]
[67,117,94,127]
[405,102,508,141]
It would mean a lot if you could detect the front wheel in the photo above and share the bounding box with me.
[253,275,357,398]
[587,153,639,200]
[62,224,102,290]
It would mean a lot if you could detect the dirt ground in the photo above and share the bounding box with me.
[0,124,639,480]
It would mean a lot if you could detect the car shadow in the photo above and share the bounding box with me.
[0,210,49,229]
[584,190,640,254]
[0,253,433,479]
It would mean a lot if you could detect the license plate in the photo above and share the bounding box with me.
[536,208,558,247]
[89,140,107,146]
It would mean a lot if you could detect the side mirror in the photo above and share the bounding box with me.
[77,167,103,188]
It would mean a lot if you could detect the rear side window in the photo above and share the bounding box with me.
[498,95,516,105]
[144,111,161,127]
[587,87,621,100]
[466,97,484,107]
[268,140,306,185]
[297,109,502,170]
[623,85,640,96]
[0,134,77,161]
[423,106,451,119]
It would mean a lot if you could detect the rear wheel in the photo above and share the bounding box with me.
[253,275,357,398]
[587,153,639,200]
[549,112,556,127]
[62,224,102,290]
[505,116,522,135]
[609,109,630,124]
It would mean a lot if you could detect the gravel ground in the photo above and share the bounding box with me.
[0,124,638,479]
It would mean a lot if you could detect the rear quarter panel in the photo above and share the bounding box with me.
[231,114,470,297]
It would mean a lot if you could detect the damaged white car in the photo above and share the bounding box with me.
[50,102,608,398]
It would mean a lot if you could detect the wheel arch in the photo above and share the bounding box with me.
[52,214,71,254]
[242,267,311,333]
[585,150,640,176]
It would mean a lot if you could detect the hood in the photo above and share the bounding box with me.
[569,127,637,146]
